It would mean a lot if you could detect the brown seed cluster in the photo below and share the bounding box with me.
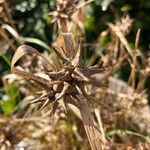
[49,0,77,23]
[11,33,104,116]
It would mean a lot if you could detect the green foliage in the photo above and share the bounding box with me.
[23,37,52,52]
[0,52,11,66]
[13,0,53,43]
[106,129,150,142]
[0,83,22,115]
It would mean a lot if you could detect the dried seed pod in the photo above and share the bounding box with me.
[11,33,106,150]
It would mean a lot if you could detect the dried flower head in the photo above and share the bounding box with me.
[49,0,93,32]
[0,0,14,26]
[11,33,105,149]
[116,15,133,36]
[11,33,104,116]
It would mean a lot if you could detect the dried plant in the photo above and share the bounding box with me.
[11,33,107,149]
[1,1,150,149]
[49,0,93,33]
[0,0,14,27]
[0,0,22,52]
[10,30,150,149]
[115,15,133,36]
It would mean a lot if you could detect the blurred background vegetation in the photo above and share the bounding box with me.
[0,0,150,115]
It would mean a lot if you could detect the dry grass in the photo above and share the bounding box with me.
[0,0,150,150]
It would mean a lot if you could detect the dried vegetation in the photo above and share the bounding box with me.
[0,0,150,150]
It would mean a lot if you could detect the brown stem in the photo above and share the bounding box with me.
[80,109,104,150]
[68,99,104,150]
[60,19,68,32]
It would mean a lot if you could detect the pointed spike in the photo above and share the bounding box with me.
[52,46,70,65]
[30,91,55,104]
[73,68,89,81]
[30,98,43,104]
[59,71,72,81]
[39,98,50,111]
[73,83,92,103]
[55,82,70,100]
[47,70,65,79]
[72,83,83,95]
[71,73,85,82]
[30,94,45,104]
[87,66,104,75]
[33,90,45,94]
[49,101,59,117]
[76,41,82,61]
[72,40,83,67]
[59,97,68,113]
